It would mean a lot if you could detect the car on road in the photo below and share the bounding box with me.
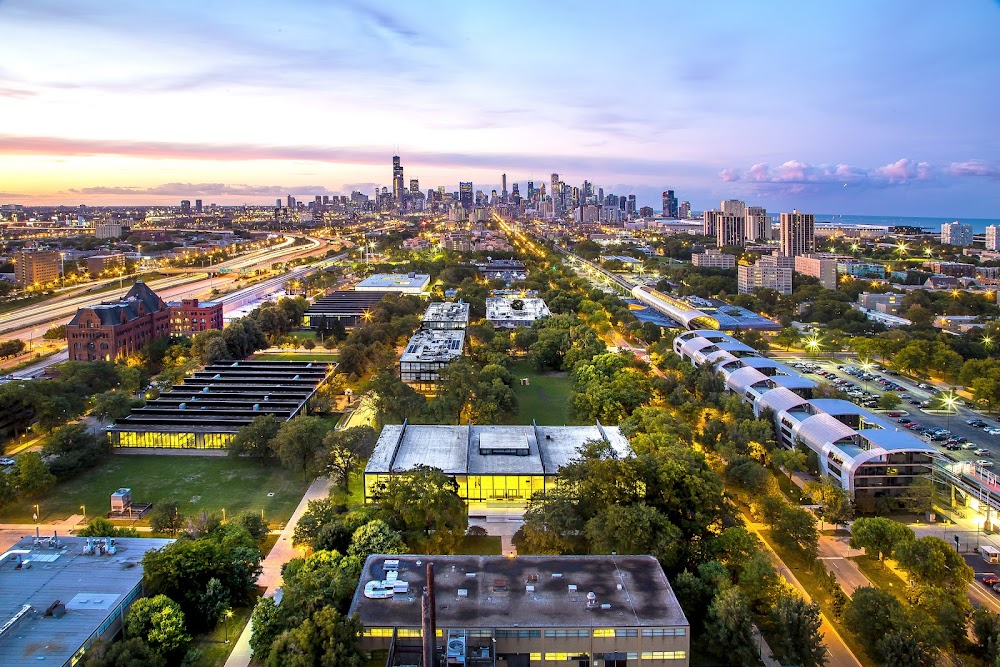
[977,460,995,467]
[970,419,988,426]
[976,449,994,456]
[945,444,962,451]
[0,457,14,467]
[906,422,922,429]
[984,573,1000,585]
[889,412,904,418]
[908,398,922,405]
[993,582,1000,594]
[988,428,1000,436]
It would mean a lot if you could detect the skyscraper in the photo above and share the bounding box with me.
[180,200,191,214]
[409,179,420,196]
[720,199,746,216]
[679,201,691,219]
[626,194,637,215]
[392,155,405,201]
[779,210,816,257]
[195,199,203,214]
[527,181,535,201]
[459,182,473,209]
[716,214,746,248]
[501,174,508,203]
[941,221,974,247]
[287,195,296,209]
[662,190,678,218]
[745,206,770,241]
[987,225,1000,251]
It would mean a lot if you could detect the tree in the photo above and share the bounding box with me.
[41,422,109,478]
[877,392,902,410]
[585,503,683,567]
[266,606,364,667]
[82,638,167,667]
[898,477,935,515]
[893,535,973,588]
[769,595,827,667]
[125,594,191,659]
[228,413,282,464]
[774,326,802,351]
[149,500,185,536]
[89,391,135,422]
[971,608,1000,664]
[803,477,853,525]
[77,517,140,538]
[370,466,468,554]
[42,324,67,340]
[348,519,406,558]
[236,511,269,543]
[320,426,376,490]
[774,505,819,561]
[843,586,906,649]
[848,517,914,560]
[703,587,761,666]
[272,415,333,481]
[876,630,935,667]
[12,452,55,498]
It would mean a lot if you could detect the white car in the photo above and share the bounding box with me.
[977,460,995,468]
[0,457,14,467]
[987,428,1000,436]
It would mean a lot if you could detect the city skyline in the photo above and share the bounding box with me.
[1,1,997,216]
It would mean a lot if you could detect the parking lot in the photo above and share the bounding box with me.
[773,355,1000,468]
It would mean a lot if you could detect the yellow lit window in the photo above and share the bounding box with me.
[362,628,394,638]
[529,653,541,661]
[641,651,687,660]
[593,628,615,637]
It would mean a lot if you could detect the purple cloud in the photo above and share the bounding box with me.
[950,160,1000,179]
[723,157,954,190]
[66,183,343,197]
[873,158,931,183]
[719,168,740,182]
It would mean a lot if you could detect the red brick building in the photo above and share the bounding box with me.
[67,281,223,362]
[168,298,224,335]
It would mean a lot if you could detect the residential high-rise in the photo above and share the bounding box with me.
[679,201,691,219]
[501,173,507,203]
[779,210,816,257]
[795,254,839,289]
[738,253,794,295]
[720,199,746,216]
[745,206,770,241]
[195,199,203,214]
[459,182,473,209]
[716,214,746,248]
[392,155,404,201]
[662,190,678,218]
[409,179,420,196]
[275,199,281,209]
[626,194,637,215]
[14,248,61,288]
[941,221,974,247]
[527,180,535,201]
[702,210,721,237]
[287,195,296,209]
[987,225,1000,251]
[180,200,191,214]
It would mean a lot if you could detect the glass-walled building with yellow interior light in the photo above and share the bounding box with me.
[109,360,332,450]
[364,422,632,511]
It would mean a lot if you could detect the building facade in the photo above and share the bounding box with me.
[779,210,815,257]
[987,225,1000,252]
[794,254,839,289]
[13,248,60,288]
[86,253,125,277]
[691,250,736,269]
[486,297,552,329]
[745,206,770,242]
[674,330,936,504]
[351,555,690,667]
[941,221,974,247]
[738,254,793,295]
[94,221,124,239]
[168,297,224,336]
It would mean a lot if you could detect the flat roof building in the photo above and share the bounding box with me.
[365,422,631,509]
[351,554,689,667]
[794,254,839,289]
[691,249,736,269]
[303,291,391,329]
[422,302,470,330]
[738,254,793,295]
[399,330,466,389]
[13,248,60,288]
[109,360,333,450]
[356,273,430,294]
[486,297,551,329]
[0,535,173,667]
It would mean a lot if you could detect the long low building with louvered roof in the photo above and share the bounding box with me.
[107,360,334,450]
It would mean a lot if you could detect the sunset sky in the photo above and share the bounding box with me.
[1,0,997,215]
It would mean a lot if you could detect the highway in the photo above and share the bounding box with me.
[0,236,333,343]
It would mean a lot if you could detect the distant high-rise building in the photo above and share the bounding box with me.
[941,221,974,247]
[180,200,191,214]
[716,214,746,248]
[501,174,508,203]
[702,210,721,237]
[392,155,405,201]
[987,225,1000,251]
[745,206,770,241]
[527,181,535,201]
[626,194,637,215]
[739,253,793,295]
[779,210,816,257]
[409,179,420,196]
[276,199,282,209]
[679,201,691,219]
[14,248,61,288]
[459,182,473,209]
[287,195,296,209]
[662,190,678,218]
[511,183,521,206]
[194,199,203,214]
[720,199,746,216]
[323,195,330,205]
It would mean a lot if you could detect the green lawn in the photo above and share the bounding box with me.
[288,330,318,341]
[252,352,339,362]
[507,361,577,425]
[188,606,252,667]
[0,455,309,526]
[455,535,503,555]
[851,555,908,602]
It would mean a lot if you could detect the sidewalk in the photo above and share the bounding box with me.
[224,476,333,667]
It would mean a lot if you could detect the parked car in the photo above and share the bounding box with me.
[0,457,14,467]
[975,448,994,456]
[978,460,995,467]
[985,573,1000,585]
[945,444,962,451]
[987,428,1000,436]
[962,442,978,450]
[889,412,904,418]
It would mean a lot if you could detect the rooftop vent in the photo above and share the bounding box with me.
[457,589,468,598]
[586,592,597,609]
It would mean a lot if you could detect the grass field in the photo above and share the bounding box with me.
[507,361,578,425]
[188,606,252,667]
[252,352,339,362]
[455,535,503,555]
[0,455,309,526]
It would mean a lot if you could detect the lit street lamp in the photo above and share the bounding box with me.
[80,504,86,519]
[224,608,233,644]
[941,390,959,432]
[33,504,39,522]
